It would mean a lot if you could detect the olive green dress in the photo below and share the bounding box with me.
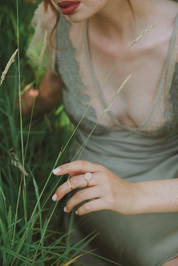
[56,10,178,266]
[28,3,178,265]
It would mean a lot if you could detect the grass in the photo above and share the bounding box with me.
[0,1,82,265]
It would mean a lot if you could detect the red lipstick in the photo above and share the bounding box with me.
[58,1,80,15]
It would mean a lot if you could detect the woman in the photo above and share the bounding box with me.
[26,0,178,265]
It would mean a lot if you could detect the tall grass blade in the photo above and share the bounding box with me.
[0,219,6,244]
[16,0,27,226]
[62,253,87,266]
[50,231,98,266]
[7,206,12,228]
[24,30,48,167]
[0,246,30,264]
[12,179,22,247]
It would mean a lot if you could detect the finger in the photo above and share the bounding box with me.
[53,172,97,201]
[28,89,39,97]
[65,187,101,212]
[76,199,106,216]
[68,171,84,177]
[52,160,101,176]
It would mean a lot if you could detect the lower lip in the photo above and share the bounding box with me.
[60,3,80,15]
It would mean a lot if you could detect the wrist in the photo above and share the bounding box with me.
[131,182,150,215]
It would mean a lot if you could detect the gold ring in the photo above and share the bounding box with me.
[84,172,92,186]
[66,179,73,190]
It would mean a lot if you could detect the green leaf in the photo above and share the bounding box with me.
[0,246,31,264]
[7,206,12,228]
[0,219,6,244]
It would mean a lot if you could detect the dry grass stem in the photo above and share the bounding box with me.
[39,30,48,64]
[9,149,28,177]
[62,253,87,266]
[0,49,18,86]
[103,74,132,114]
[130,24,156,47]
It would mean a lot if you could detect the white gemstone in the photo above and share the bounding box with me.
[85,172,92,180]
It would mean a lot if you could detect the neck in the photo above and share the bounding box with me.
[90,0,168,42]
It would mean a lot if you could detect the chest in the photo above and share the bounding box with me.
[57,14,178,137]
[88,33,172,127]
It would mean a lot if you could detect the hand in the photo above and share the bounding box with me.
[17,86,39,117]
[17,71,63,117]
[52,160,140,216]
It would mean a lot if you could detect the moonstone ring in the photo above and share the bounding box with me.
[84,172,92,186]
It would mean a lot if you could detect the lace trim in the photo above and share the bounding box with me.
[56,13,178,138]
[56,13,107,134]
[137,62,178,138]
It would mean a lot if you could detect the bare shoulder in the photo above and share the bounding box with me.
[167,1,178,63]
[136,1,178,60]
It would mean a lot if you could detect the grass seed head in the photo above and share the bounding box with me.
[0,49,18,86]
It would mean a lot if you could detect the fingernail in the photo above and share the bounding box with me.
[75,210,78,215]
[53,168,61,175]
[52,194,57,201]
[64,206,67,212]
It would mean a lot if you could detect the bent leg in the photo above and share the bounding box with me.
[162,256,178,266]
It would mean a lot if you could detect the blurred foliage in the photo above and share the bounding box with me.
[0,0,37,80]
[0,0,73,189]
[0,0,84,265]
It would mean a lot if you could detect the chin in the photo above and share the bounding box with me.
[66,12,89,23]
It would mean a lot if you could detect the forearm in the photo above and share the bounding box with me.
[135,178,178,214]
